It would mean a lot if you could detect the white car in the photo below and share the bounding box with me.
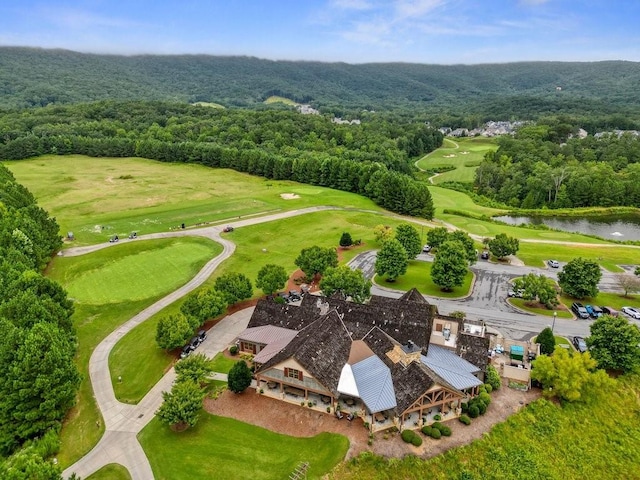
[622,306,640,319]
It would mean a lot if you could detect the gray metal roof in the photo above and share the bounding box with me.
[421,345,483,391]
[238,325,298,345]
[350,355,397,413]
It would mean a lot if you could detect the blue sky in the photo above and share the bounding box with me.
[1,0,638,64]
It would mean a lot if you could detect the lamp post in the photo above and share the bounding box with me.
[552,311,557,333]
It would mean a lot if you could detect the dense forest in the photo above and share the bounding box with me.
[1,47,640,125]
[473,122,640,208]
[0,100,442,218]
[0,165,78,478]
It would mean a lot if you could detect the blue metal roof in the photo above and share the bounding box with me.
[350,355,397,413]
[421,345,483,391]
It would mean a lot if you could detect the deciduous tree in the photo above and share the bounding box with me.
[558,257,602,299]
[228,360,252,393]
[375,239,407,282]
[587,315,640,373]
[394,224,422,259]
[448,230,477,265]
[426,227,449,250]
[180,288,228,328]
[373,224,393,244]
[615,274,640,297]
[536,327,556,355]
[156,379,205,429]
[319,265,371,303]
[431,240,468,292]
[294,246,338,279]
[255,264,288,296]
[155,313,193,351]
[175,353,215,385]
[512,273,559,309]
[487,233,519,260]
[214,272,253,305]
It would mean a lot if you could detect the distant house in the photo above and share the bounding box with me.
[237,289,489,431]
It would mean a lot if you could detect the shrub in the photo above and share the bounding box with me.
[478,384,487,394]
[401,429,415,443]
[421,426,433,436]
[431,421,443,430]
[440,426,452,436]
[326,406,331,413]
[468,405,480,418]
[484,383,493,393]
[478,392,492,407]
[430,428,442,439]
[411,435,423,447]
[433,414,442,421]
[477,402,487,415]
[486,364,501,391]
[461,402,469,413]
[229,345,239,355]
[459,414,471,425]
[259,388,264,394]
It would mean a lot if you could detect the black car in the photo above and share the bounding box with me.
[189,336,201,350]
[573,336,588,353]
[197,329,207,342]
[180,344,193,359]
[223,225,234,232]
[571,302,589,319]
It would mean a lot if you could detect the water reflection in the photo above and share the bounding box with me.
[493,213,640,241]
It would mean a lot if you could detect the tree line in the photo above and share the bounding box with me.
[473,122,640,208]
[0,165,79,478]
[0,101,441,218]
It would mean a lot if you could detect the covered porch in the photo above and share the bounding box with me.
[400,386,464,430]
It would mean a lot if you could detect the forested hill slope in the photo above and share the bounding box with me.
[1,47,640,119]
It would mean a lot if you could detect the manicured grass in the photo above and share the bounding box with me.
[559,292,639,312]
[64,238,220,304]
[428,185,504,218]
[264,95,297,105]
[330,375,640,479]
[377,259,473,298]
[554,335,571,346]
[210,352,237,374]
[46,237,221,467]
[86,463,132,480]
[518,242,639,272]
[139,415,349,480]
[417,137,497,184]
[509,298,574,319]
[6,155,384,245]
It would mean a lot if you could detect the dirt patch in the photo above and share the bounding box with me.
[204,384,541,459]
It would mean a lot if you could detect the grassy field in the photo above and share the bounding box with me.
[517,242,639,272]
[45,237,221,467]
[264,95,297,105]
[110,210,411,403]
[559,292,639,312]
[377,259,474,299]
[210,352,237,374]
[509,298,574,319]
[86,464,132,480]
[417,137,497,184]
[5,155,384,245]
[330,375,640,479]
[139,415,349,480]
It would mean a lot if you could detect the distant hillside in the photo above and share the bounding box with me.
[1,47,640,120]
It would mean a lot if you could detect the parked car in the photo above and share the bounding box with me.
[590,305,603,318]
[480,251,490,260]
[508,288,524,298]
[547,259,560,268]
[600,306,619,317]
[573,336,588,353]
[422,245,431,253]
[288,290,302,301]
[197,329,207,342]
[584,304,595,317]
[223,225,234,232]
[622,306,640,319]
[571,302,590,319]
[180,344,192,359]
[189,336,201,350]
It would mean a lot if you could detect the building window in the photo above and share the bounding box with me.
[284,367,303,381]
[240,341,257,354]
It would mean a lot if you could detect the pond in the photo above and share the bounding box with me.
[493,213,640,241]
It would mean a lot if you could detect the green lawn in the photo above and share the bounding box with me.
[517,242,639,272]
[139,415,349,480]
[330,375,640,479]
[416,137,497,184]
[5,155,383,245]
[210,352,237,374]
[264,95,297,105]
[86,464,132,480]
[45,237,221,467]
[377,259,473,298]
[509,298,574,319]
[559,292,639,312]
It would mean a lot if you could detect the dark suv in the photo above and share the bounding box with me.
[571,302,589,319]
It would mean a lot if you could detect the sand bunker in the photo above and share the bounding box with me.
[443,154,456,158]
[280,193,301,200]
